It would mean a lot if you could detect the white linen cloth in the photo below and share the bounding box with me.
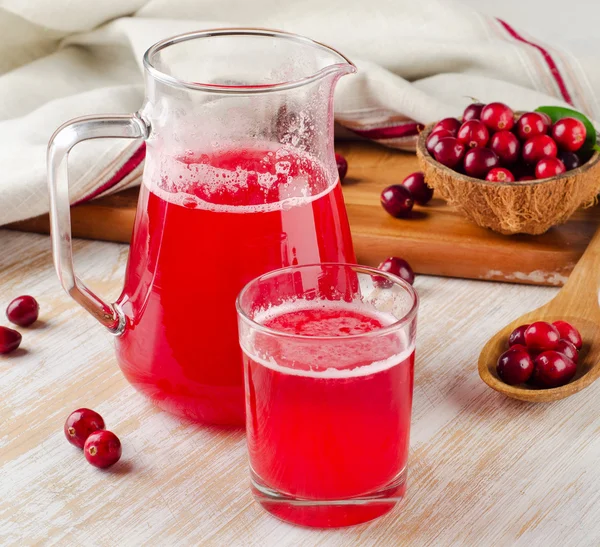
[0,0,598,226]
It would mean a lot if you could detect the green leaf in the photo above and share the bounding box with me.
[535,106,597,150]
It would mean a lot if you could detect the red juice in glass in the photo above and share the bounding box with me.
[237,264,418,527]
[115,147,355,425]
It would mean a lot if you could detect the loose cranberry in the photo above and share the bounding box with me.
[532,351,577,388]
[6,295,39,327]
[489,131,520,164]
[433,137,466,168]
[335,153,348,182]
[84,430,122,468]
[486,167,515,182]
[463,148,499,178]
[457,120,489,148]
[432,117,462,136]
[535,157,566,179]
[64,408,105,449]
[377,257,415,285]
[426,129,452,155]
[497,348,534,385]
[508,324,529,347]
[381,185,414,218]
[558,150,581,171]
[516,112,548,140]
[551,117,586,152]
[401,172,433,205]
[552,320,582,350]
[524,321,560,350]
[522,135,558,163]
[480,102,514,131]
[555,339,578,364]
[463,103,484,121]
[0,326,22,354]
[519,176,535,181]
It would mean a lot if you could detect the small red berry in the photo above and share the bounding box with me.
[381,185,414,218]
[551,117,586,152]
[557,150,581,171]
[433,137,466,168]
[6,295,39,327]
[522,135,558,164]
[508,324,529,347]
[0,326,22,354]
[64,408,105,449]
[457,120,489,148]
[481,102,514,131]
[463,148,499,178]
[524,321,560,350]
[535,157,566,179]
[335,153,348,182]
[377,257,415,285]
[552,320,582,350]
[555,339,578,364]
[532,351,577,388]
[497,348,534,385]
[401,172,433,205]
[489,131,520,164]
[516,112,548,140]
[84,430,122,468]
[538,112,552,129]
[463,103,484,121]
[432,118,462,137]
[426,129,452,155]
[486,167,515,182]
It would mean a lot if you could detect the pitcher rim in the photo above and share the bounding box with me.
[143,27,356,94]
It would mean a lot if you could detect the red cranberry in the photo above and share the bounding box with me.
[84,430,122,469]
[0,326,22,354]
[480,102,514,131]
[381,185,414,218]
[551,117,586,152]
[457,120,489,148]
[535,157,566,179]
[516,112,548,140]
[552,320,582,349]
[426,129,452,155]
[519,176,535,181]
[489,131,520,164]
[433,137,466,168]
[64,408,105,449]
[486,167,515,182]
[463,103,484,121]
[524,321,560,350]
[522,135,558,163]
[402,172,433,205]
[6,295,39,327]
[432,118,461,137]
[335,153,348,182]
[558,150,581,171]
[463,148,499,178]
[508,324,529,347]
[538,112,552,129]
[377,257,415,285]
[555,339,578,364]
[532,351,577,388]
[497,348,534,385]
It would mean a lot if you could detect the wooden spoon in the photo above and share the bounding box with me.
[479,225,600,402]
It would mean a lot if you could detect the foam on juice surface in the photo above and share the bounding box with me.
[143,145,337,214]
[241,300,414,379]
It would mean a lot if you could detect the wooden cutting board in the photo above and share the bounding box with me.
[9,141,599,286]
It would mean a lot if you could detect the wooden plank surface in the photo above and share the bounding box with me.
[8,141,600,286]
[2,229,600,545]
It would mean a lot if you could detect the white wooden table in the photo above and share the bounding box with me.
[1,228,598,546]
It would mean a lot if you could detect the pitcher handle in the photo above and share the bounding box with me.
[47,114,149,334]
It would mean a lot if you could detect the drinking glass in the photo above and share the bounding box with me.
[236,263,419,527]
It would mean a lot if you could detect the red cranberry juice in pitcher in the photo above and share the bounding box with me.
[116,147,354,425]
[244,303,415,527]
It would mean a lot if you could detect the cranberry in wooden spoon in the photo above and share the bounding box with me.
[0,326,21,354]
[532,351,577,388]
[552,320,582,349]
[84,430,122,468]
[508,324,529,347]
[6,295,39,327]
[524,321,560,350]
[497,348,534,385]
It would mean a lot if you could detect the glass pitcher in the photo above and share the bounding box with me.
[47,29,356,425]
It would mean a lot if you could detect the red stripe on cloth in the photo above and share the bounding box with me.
[496,18,574,106]
[73,142,146,206]
[349,122,423,140]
